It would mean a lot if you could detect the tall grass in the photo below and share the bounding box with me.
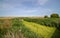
[0,18,41,38]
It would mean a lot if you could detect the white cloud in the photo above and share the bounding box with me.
[37,0,48,5]
[23,10,37,13]
[1,0,53,16]
[15,9,38,14]
[1,0,49,9]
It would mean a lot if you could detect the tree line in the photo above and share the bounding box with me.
[44,13,60,18]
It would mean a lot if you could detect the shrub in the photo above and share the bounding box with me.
[50,13,59,18]
[44,15,48,18]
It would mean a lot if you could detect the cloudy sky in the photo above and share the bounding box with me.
[0,0,60,17]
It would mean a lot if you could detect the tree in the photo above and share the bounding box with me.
[50,13,59,18]
[44,15,48,18]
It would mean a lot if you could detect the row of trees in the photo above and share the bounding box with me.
[44,13,60,18]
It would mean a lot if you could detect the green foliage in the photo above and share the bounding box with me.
[23,18,60,30]
[21,24,41,38]
[0,17,60,38]
[12,18,21,27]
[0,18,42,38]
[44,15,48,18]
[50,13,59,18]
[23,18,60,38]
[0,29,9,38]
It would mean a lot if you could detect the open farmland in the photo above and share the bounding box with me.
[0,17,60,38]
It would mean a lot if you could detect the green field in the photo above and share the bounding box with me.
[0,17,60,38]
[23,21,56,38]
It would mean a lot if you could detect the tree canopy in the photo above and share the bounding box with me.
[50,13,59,18]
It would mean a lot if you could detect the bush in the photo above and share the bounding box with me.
[50,13,59,18]
[44,15,48,18]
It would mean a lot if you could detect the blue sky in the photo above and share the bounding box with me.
[0,0,60,17]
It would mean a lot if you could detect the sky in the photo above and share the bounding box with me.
[0,0,60,17]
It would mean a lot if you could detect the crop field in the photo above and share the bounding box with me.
[0,17,60,38]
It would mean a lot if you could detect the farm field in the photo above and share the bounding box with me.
[22,21,56,38]
[0,17,60,38]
